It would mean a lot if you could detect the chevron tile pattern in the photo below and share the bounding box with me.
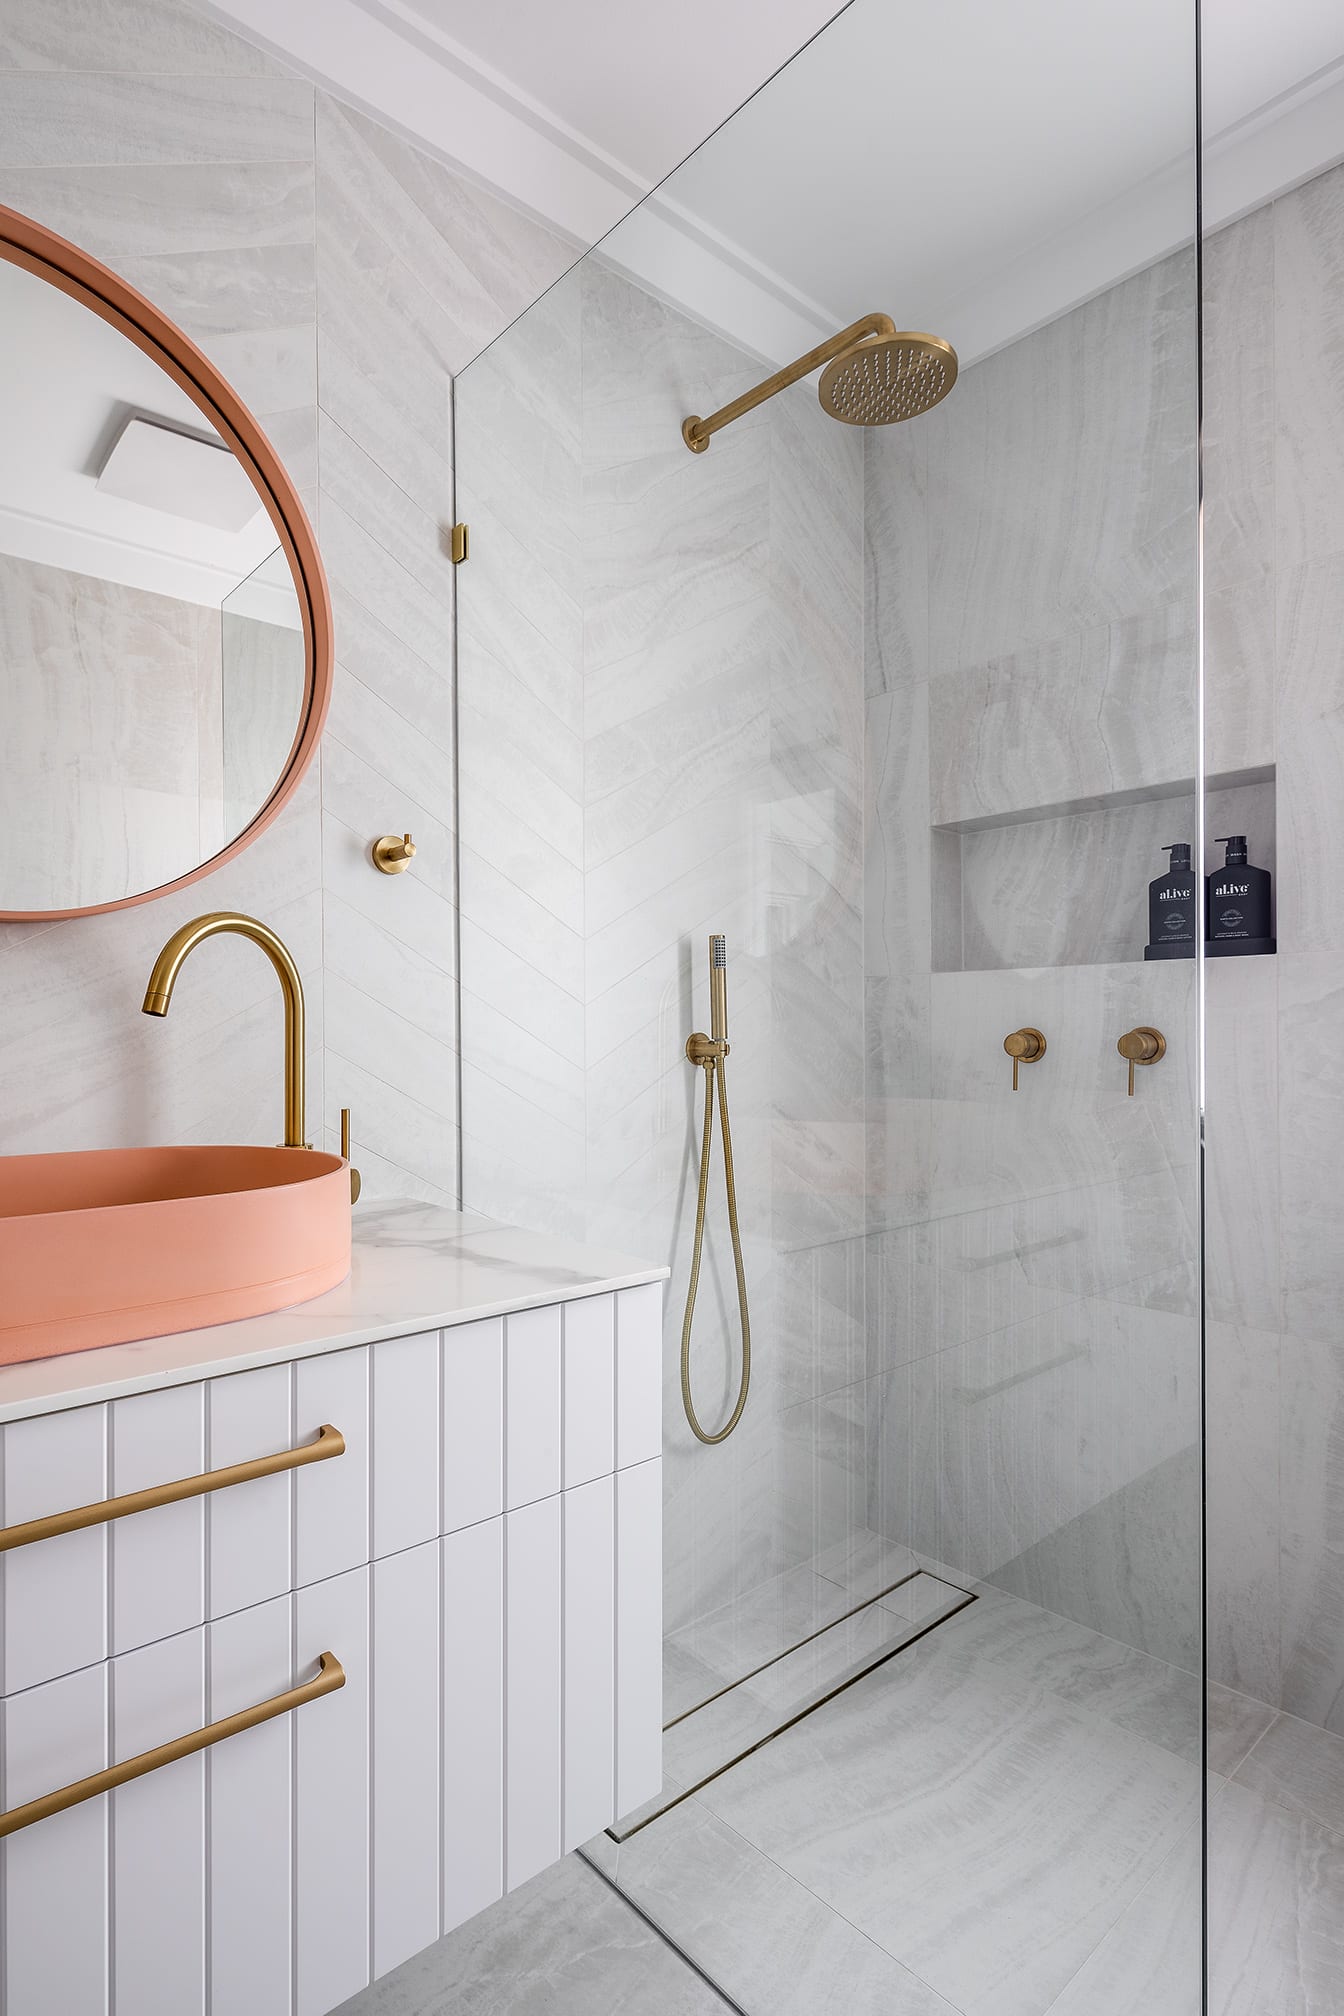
[457,255,869,1636]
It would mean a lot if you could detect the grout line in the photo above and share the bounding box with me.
[576,1849,747,2014]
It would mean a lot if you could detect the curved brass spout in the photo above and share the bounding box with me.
[142,912,308,1148]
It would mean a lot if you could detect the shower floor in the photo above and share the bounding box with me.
[585,1548,1344,2016]
[339,1538,1344,2016]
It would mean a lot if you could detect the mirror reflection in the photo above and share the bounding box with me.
[0,256,305,913]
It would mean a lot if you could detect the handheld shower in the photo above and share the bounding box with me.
[681,935,752,1445]
[709,933,728,1046]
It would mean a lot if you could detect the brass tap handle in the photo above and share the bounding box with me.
[1117,1026,1166,1097]
[371,832,416,874]
[1003,1027,1046,1091]
[340,1106,362,1204]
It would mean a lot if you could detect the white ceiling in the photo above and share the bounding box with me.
[208,0,1344,364]
[389,0,844,184]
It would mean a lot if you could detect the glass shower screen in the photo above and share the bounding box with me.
[454,2,1204,2007]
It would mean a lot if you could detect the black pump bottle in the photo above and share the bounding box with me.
[1206,835,1275,955]
[1145,842,1196,959]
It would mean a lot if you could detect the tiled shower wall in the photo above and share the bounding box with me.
[457,258,868,1636]
[0,0,571,1192]
[866,160,1344,1732]
[863,248,1205,1672]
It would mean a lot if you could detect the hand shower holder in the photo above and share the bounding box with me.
[686,1031,729,1067]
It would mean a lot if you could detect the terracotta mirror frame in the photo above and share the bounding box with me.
[0,202,334,922]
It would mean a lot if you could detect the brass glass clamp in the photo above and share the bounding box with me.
[1117,1026,1166,1096]
[1003,1027,1046,1090]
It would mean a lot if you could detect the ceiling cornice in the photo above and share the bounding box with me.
[205,0,1344,369]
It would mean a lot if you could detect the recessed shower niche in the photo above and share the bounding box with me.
[932,767,1276,972]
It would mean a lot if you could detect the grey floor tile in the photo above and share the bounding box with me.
[662,1565,860,1723]
[1207,1684,1277,1777]
[921,1580,1210,1764]
[1052,1780,1344,2016]
[597,1798,960,2016]
[645,1578,971,1829]
[1232,1708,1344,1835]
[811,1526,919,1599]
[333,1853,729,2015]
[693,1633,1202,2016]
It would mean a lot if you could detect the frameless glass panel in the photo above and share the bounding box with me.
[455,2,1203,2008]
[1201,7,1344,2011]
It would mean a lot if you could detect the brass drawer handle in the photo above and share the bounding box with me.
[0,1651,344,1839]
[0,1422,345,1554]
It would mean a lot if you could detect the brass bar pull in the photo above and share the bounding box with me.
[1003,1028,1046,1091]
[1117,1026,1166,1096]
[0,1652,344,1840]
[0,1423,344,1554]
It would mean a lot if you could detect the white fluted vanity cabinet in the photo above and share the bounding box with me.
[0,1204,667,2016]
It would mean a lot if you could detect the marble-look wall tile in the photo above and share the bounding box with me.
[1277,551,1344,953]
[925,251,1197,679]
[316,97,575,376]
[1274,161,1344,575]
[1202,203,1275,592]
[1205,957,1279,1333]
[864,423,927,698]
[0,157,316,260]
[1278,952,1344,1347]
[1206,1321,1280,1703]
[0,72,313,165]
[455,249,869,1639]
[1280,1332,1344,1734]
[0,0,290,75]
[929,603,1196,827]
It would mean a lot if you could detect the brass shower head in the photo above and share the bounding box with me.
[682,313,957,452]
[817,331,957,426]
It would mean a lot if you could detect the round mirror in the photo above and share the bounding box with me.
[0,205,332,920]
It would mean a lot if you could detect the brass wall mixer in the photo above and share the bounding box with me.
[680,935,752,1445]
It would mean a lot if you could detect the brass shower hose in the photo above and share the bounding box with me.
[680,1049,752,1445]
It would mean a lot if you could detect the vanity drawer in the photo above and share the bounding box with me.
[0,1572,371,2016]
[0,1287,661,1702]
[0,1473,664,2016]
[0,1334,435,1696]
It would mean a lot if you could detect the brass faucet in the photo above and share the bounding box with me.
[142,912,309,1149]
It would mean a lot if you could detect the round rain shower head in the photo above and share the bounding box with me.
[817,331,958,427]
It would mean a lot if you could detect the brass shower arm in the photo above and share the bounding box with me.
[682,312,897,452]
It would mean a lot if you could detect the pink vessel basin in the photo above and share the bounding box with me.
[0,1145,351,1365]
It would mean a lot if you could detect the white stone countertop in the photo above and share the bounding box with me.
[0,1200,669,1423]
